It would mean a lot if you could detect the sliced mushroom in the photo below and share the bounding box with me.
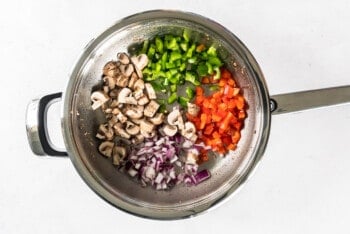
[109,89,119,98]
[140,119,155,133]
[117,52,130,65]
[131,54,149,71]
[119,64,134,77]
[130,54,148,79]
[108,116,119,127]
[112,107,120,115]
[130,117,143,125]
[98,141,114,157]
[125,121,140,135]
[162,124,178,137]
[167,109,184,129]
[144,83,157,99]
[181,121,196,140]
[189,133,198,143]
[132,65,143,79]
[104,108,112,114]
[186,150,199,164]
[103,61,119,77]
[128,72,138,89]
[97,124,114,140]
[118,88,137,105]
[133,88,144,100]
[133,79,145,90]
[187,103,200,117]
[103,76,116,90]
[103,85,109,94]
[91,91,109,110]
[137,95,149,106]
[132,134,145,144]
[149,113,164,125]
[115,74,129,87]
[113,123,131,139]
[144,100,160,118]
[116,112,128,123]
[110,99,119,108]
[124,105,144,119]
[112,146,127,165]
[140,128,156,138]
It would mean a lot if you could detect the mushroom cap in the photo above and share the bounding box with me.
[140,128,156,138]
[117,52,130,65]
[118,88,137,105]
[149,113,165,125]
[103,61,118,77]
[167,109,184,129]
[181,121,196,140]
[120,64,134,77]
[125,121,140,135]
[163,124,178,137]
[113,123,131,139]
[125,105,144,119]
[98,141,114,157]
[187,102,200,117]
[97,124,114,140]
[112,145,127,165]
[91,91,109,110]
[131,54,149,71]
[132,134,145,144]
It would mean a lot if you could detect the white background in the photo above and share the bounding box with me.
[1,0,350,233]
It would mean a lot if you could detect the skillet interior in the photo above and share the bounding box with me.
[62,10,271,219]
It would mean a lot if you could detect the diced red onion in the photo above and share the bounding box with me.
[119,134,210,190]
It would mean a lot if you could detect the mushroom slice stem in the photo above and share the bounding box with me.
[144,100,160,118]
[128,72,138,89]
[145,83,157,99]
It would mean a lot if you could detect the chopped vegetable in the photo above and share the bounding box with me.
[123,135,210,190]
[136,31,223,106]
[188,68,247,158]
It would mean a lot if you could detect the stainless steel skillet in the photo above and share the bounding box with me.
[26,10,350,219]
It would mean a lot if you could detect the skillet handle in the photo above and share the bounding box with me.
[270,85,350,115]
[26,92,68,156]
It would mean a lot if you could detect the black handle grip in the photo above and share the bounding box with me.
[38,93,68,156]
